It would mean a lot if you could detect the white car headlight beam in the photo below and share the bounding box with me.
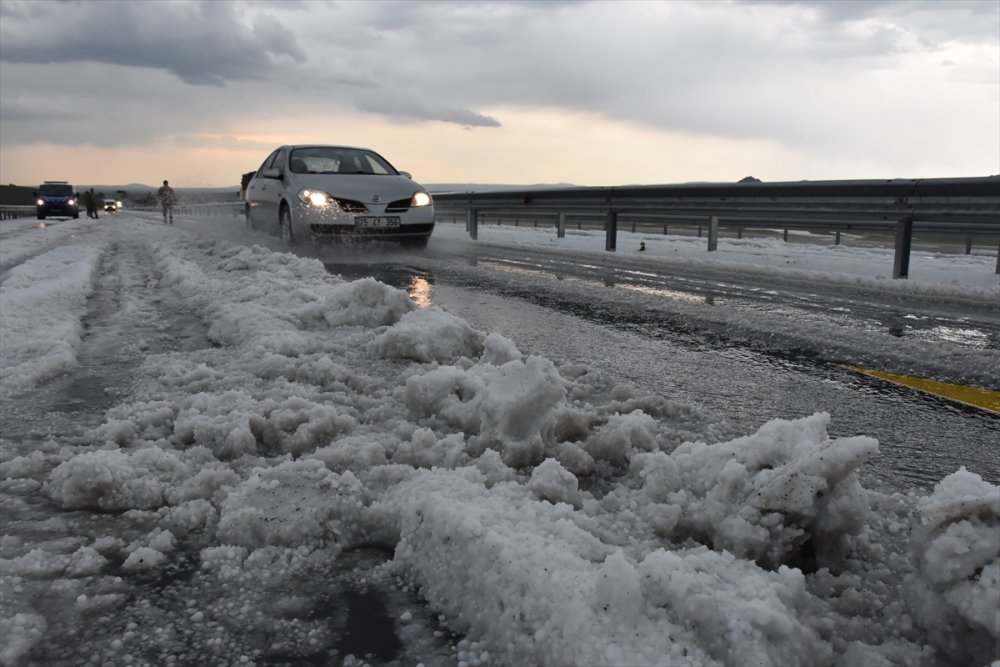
[411,191,432,207]
[298,189,332,207]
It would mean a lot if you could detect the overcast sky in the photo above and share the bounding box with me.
[1,0,997,188]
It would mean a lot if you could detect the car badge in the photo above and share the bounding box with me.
[370,194,381,203]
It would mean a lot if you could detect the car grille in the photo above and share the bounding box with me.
[310,223,434,237]
[334,198,368,213]
[385,198,412,213]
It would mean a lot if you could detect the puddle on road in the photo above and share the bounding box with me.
[46,371,115,414]
[325,261,435,307]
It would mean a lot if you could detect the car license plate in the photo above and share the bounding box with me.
[354,216,400,228]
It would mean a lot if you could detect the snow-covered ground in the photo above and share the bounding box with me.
[1,214,998,666]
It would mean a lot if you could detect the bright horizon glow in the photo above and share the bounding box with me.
[2,106,995,189]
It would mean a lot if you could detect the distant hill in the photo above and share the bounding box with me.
[426,183,578,194]
[0,184,37,206]
[86,184,243,200]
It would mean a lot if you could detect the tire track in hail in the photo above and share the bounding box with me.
[1,239,215,446]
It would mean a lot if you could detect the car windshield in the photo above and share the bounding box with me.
[288,148,397,176]
[39,184,73,196]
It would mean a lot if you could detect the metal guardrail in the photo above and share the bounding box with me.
[129,202,243,217]
[0,202,244,220]
[0,205,36,220]
[435,211,997,254]
[431,176,1000,277]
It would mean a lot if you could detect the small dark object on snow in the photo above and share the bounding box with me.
[337,587,402,661]
[639,242,646,251]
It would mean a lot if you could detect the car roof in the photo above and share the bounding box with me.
[284,144,374,152]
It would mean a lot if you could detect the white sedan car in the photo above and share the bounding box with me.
[244,145,435,248]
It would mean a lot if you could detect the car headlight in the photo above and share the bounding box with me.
[411,191,432,207]
[36,198,44,206]
[298,189,332,207]
[68,198,76,206]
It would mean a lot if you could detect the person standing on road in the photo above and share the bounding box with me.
[157,180,176,224]
[83,188,99,219]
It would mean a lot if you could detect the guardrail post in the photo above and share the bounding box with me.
[783,229,789,242]
[995,236,999,274]
[835,231,841,245]
[965,236,972,255]
[467,209,479,240]
[605,211,618,251]
[707,216,719,251]
[892,216,913,279]
[557,212,566,238]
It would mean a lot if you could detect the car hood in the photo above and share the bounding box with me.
[289,174,425,201]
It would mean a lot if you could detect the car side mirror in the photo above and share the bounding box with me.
[400,171,412,179]
[262,168,281,179]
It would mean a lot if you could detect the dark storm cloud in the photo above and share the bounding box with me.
[752,0,1000,41]
[0,0,305,85]
[357,95,501,128]
[0,0,504,131]
[0,98,76,123]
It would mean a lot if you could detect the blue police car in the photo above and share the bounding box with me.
[35,181,80,219]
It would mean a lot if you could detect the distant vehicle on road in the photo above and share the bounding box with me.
[244,144,435,248]
[104,199,120,213]
[35,181,79,219]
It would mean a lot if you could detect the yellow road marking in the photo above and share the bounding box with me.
[842,365,1000,414]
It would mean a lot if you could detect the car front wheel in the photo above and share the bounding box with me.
[280,206,297,246]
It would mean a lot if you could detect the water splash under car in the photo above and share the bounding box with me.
[244,145,435,248]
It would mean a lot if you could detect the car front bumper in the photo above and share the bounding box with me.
[37,206,79,216]
[292,203,435,241]
[308,222,435,240]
